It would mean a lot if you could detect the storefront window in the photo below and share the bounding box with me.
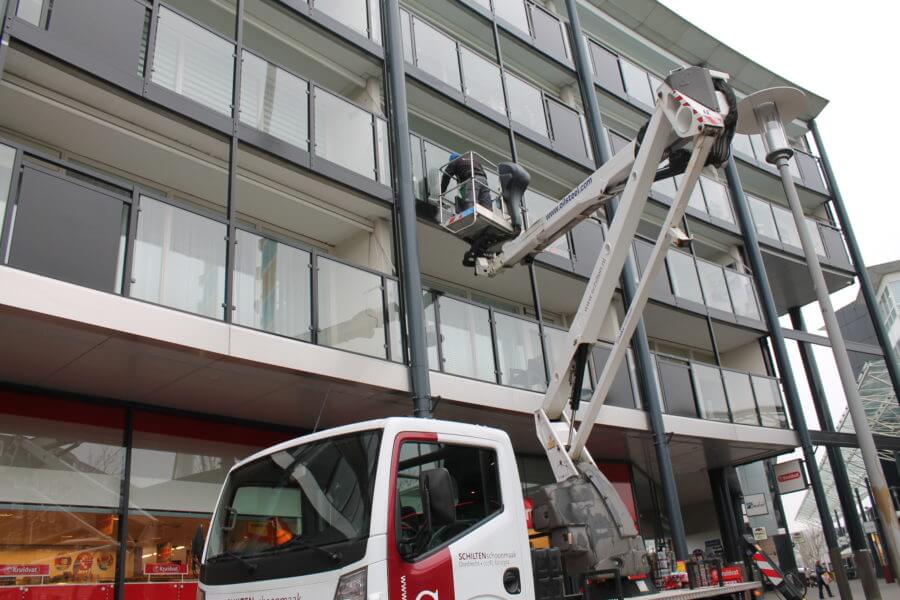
[0,391,125,592]
[124,412,290,586]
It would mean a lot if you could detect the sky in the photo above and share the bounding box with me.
[659,1,900,531]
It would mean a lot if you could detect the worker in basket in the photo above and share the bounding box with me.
[441,151,493,213]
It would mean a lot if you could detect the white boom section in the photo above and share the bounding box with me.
[478,77,730,482]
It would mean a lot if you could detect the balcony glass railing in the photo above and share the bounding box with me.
[401,10,500,109]
[486,0,570,61]
[131,196,227,319]
[233,229,312,341]
[314,87,390,183]
[309,0,382,44]
[635,241,763,322]
[418,286,786,428]
[505,72,548,136]
[239,51,309,151]
[460,47,506,114]
[411,16,462,91]
[0,146,404,362]
[151,6,235,116]
[400,9,589,161]
[138,8,394,185]
[732,133,828,192]
[655,355,789,428]
[747,194,850,266]
[0,144,792,429]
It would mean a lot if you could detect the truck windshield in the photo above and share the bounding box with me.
[205,429,382,564]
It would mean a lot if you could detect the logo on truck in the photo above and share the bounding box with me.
[399,576,438,600]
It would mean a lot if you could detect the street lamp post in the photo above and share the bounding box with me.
[738,87,900,598]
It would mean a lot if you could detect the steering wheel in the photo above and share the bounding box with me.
[427,520,476,549]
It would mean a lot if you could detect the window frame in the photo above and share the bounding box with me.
[391,436,505,563]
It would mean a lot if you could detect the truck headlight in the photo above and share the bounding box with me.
[333,567,367,600]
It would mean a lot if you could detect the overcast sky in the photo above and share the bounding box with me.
[660,1,900,533]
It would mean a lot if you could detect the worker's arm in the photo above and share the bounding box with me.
[440,160,457,194]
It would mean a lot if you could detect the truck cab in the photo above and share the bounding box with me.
[198,417,534,600]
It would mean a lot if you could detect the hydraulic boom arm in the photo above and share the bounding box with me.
[474,68,735,484]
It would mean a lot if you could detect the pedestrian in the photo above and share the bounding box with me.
[441,152,493,212]
[815,560,833,598]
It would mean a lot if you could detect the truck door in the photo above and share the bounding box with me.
[387,432,531,600]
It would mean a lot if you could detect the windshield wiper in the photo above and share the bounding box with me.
[266,537,342,562]
[208,550,258,573]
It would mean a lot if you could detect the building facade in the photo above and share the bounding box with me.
[0,0,895,598]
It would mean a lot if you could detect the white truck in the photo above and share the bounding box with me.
[193,67,793,600]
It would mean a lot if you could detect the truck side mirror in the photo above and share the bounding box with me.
[498,162,530,233]
[420,467,456,528]
[192,524,206,563]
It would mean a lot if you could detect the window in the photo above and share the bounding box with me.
[395,441,501,560]
[589,42,624,96]
[771,205,801,248]
[700,177,734,223]
[752,376,788,428]
[725,271,761,321]
[722,370,760,426]
[205,430,382,581]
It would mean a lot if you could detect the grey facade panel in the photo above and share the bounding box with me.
[591,345,637,409]
[588,42,624,96]
[8,167,125,292]
[571,219,605,279]
[657,358,698,418]
[546,98,589,163]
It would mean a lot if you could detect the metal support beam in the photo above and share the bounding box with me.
[809,120,900,403]
[562,0,688,561]
[488,18,550,384]
[382,0,432,417]
[223,0,245,325]
[114,409,134,600]
[790,307,881,597]
[723,156,853,598]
